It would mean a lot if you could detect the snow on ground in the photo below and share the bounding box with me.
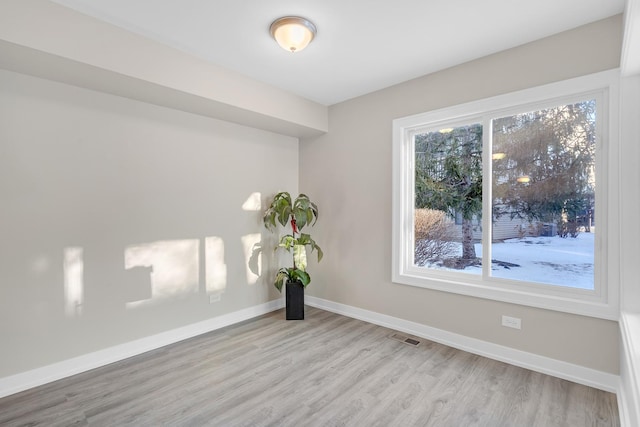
[420,232,595,290]
[486,233,594,289]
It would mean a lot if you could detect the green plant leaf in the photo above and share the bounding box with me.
[276,206,291,228]
[292,194,318,231]
[306,209,313,227]
[290,269,311,287]
[263,192,321,289]
[274,268,311,290]
[278,235,296,250]
[262,208,276,231]
[297,233,322,262]
[293,244,307,271]
[294,208,307,230]
[264,192,294,230]
[310,202,318,224]
[274,269,289,292]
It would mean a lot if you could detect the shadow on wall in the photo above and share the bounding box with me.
[54,192,273,318]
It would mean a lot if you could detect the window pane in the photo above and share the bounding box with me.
[491,100,596,289]
[414,124,483,274]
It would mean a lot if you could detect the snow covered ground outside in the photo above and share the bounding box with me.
[419,232,595,290]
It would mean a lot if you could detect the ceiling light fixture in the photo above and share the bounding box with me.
[270,16,317,53]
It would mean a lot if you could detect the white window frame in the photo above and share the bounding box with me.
[392,70,620,320]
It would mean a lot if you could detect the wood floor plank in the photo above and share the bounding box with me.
[0,307,619,426]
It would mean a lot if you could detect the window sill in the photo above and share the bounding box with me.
[393,271,618,320]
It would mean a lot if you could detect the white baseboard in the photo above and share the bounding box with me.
[619,312,640,427]
[0,296,621,402]
[306,296,619,393]
[0,299,284,399]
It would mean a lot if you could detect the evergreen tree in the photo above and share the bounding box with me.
[492,100,596,237]
[415,124,483,261]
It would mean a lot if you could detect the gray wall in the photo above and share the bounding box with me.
[301,16,622,374]
[0,69,294,377]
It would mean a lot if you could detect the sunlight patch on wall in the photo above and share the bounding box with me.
[242,192,262,211]
[124,239,199,309]
[242,233,262,285]
[205,236,227,294]
[63,247,84,318]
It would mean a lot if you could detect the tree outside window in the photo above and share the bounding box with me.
[412,100,596,290]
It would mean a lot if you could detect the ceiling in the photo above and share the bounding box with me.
[51,0,625,106]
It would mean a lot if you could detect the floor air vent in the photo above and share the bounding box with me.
[389,333,421,346]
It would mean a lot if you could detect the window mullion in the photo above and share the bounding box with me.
[482,116,493,280]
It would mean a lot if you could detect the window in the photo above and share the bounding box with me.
[392,71,619,319]
[491,101,596,288]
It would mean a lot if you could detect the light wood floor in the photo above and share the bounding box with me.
[0,307,619,426]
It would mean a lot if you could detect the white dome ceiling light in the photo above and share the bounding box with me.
[269,16,317,53]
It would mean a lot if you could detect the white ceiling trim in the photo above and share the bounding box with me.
[0,0,328,138]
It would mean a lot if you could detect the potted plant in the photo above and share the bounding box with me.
[263,192,323,320]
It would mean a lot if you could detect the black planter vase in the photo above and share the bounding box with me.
[285,280,305,320]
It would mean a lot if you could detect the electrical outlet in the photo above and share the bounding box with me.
[209,293,221,303]
[501,315,522,330]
